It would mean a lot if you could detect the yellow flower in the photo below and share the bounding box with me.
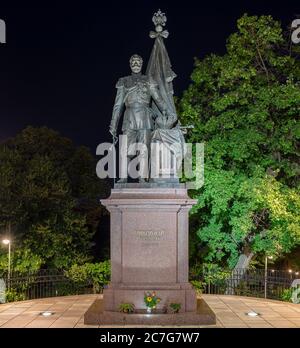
[147,296,152,302]
[157,298,161,303]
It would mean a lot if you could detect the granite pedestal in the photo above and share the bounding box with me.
[84,185,215,325]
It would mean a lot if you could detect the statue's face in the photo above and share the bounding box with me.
[130,57,143,74]
[156,24,163,33]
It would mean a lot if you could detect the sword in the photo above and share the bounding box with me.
[109,131,118,185]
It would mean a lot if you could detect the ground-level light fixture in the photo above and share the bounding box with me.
[40,311,54,317]
[246,311,260,317]
[288,269,293,273]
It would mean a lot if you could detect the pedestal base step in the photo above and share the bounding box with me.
[84,298,216,326]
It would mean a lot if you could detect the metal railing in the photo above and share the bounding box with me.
[0,268,298,303]
[201,268,298,301]
[1,269,101,302]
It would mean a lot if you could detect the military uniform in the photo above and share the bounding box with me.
[110,73,166,131]
[110,73,167,179]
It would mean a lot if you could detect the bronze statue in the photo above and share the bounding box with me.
[109,54,172,182]
[109,10,187,184]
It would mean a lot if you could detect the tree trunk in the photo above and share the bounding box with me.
[225,252,254,295]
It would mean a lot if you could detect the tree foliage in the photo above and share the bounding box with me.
[0,127,109,270]
[179,14,300,268]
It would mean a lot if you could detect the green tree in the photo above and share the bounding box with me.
[0,127,109,270]
[179,14,300,270]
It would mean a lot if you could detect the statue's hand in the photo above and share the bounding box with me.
[109,127,117,140]
[156,115,171,129]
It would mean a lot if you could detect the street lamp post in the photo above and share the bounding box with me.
[264,255,273,299]
[2,239,11,289]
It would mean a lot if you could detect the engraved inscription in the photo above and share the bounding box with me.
[135,230,165,241]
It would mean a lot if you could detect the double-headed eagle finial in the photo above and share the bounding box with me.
[150,9,169,39]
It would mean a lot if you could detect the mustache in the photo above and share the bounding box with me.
[131,62,142,67]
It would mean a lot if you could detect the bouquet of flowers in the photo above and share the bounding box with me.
[144,291,161,309]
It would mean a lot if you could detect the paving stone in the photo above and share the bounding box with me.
[0,294,300,328]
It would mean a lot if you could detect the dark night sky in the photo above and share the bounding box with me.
[0,0,298,151]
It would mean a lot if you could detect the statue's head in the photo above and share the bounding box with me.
[129,54,143,74]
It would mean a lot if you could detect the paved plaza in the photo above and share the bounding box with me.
[0,294,299,328]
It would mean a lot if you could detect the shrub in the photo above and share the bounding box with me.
[65,260,111,293]
[190,263,231,291]
[169,303,181,313]
[119,303,135,313]
[190,280,205,295]
[5,289,26,302]
[281,288,293,302]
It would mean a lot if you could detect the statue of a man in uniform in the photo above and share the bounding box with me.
[109,54,171,182]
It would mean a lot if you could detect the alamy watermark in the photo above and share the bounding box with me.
[0,19,6,44]
[291,279,300,304]
[291,19,300,44]
[96,136,204,189]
